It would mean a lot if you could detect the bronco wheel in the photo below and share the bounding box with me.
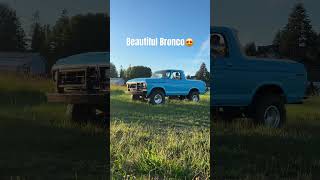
[132,95,141,101]
[66,104,96,123]
[253,94,286,128]
[188,91,200,102]
[149,89,165,105]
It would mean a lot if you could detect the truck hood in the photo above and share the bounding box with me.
[127,78,167,83]
[52,52,109,70]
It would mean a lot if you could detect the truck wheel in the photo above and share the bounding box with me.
[253,94,286,128]
[66,104,95,123]
[188,91,200,102]
[149,89,165,105]
[132,95,141,101]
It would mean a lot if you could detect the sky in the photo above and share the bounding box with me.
[2,0,108,36]
[111,0,210,76]
[213,0,320,46]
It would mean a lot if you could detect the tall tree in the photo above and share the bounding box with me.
[244,42,257,56]
[274,3,317,63]
[30,11,46,52]
[125,66,152,80]
[195,63,210,86]
[0,3,26,51]
[110,63,118,78]
[119,66,125,79]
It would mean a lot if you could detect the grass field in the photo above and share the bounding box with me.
[110,85,210,179]
[214,97,320,179]
[0,73,107,178]
[3,73,320,179]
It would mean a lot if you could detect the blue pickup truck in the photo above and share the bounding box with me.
[211,27,307,128]
[127,69,207,105]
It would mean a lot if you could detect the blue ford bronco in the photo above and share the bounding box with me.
[127,69,207,105]
[211,27,307,128]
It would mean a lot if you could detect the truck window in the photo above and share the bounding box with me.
[171,71,181,80]
[211,33,228,58]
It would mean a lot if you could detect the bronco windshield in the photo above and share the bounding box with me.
[152,70,171,79]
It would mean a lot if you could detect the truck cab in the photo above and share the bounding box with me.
[211,27,307,128]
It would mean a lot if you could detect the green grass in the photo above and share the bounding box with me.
[0,73,107,178]
[110,86,210,179]
[214,97,320,179]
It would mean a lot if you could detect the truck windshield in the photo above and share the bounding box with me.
[152,71,171,79]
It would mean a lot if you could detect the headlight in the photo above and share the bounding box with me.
[53,71,58,81]
[143,83,147,88]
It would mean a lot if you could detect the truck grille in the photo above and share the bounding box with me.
[59,71,85,85]
[128,83,145,91]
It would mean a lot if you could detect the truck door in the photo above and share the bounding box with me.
[211,33,240,106]
[165,71,186,95]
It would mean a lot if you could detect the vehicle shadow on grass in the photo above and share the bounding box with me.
[110,95,210,129]
[0,115,107,177]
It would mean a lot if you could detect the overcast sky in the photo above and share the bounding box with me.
[212,0,320,45]
[2,0,109,36]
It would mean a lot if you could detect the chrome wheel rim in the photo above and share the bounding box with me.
[192,95,199,102]
[264,105,280,128]
[154,94,163,104]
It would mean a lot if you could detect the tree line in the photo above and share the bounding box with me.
[110,62,210,86]
[0,3,110,72]
[244,3,320,67]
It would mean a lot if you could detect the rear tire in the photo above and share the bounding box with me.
[132,95,141,101]
[149,89,165,105]
[188,91,200,102]
[252,94,286,128]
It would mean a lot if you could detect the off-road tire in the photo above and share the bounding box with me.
[188,91,200,102]
[132,95,141,101]
[149,89,165,105]
[252,94,286,128]
[66,104,96,123]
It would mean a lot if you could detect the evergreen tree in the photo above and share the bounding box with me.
[0,3,26,51]
[244,42,257,56]
[110,63,118,78]
[119,66,126,79]
[274,3,317,63]
[30,11,46,52]
[195,63,210,86]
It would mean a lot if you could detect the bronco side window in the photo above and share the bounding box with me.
[171,71,181,80]
[211,33,228,58]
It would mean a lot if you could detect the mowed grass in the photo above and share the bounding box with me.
[0,73,107,178]
[214,97,320,179]
[110,85,210,179]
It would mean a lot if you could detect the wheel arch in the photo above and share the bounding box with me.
[149,87,166,96]
[188,87,200,94]
[251,84,287,105]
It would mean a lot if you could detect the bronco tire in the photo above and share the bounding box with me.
[188,91,200,102]
[252,94,286,128]
[66,104,96,123]
[149,89,165,105]
[132,95,141,101]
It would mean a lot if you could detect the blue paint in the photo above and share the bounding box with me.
[127,70,207,97]
[211,27,307,107]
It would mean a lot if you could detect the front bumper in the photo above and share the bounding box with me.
[126,82,147,95]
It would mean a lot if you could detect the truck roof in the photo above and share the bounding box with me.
[53,52,109,69]
[211,26,238,34]
[155,69,184,72]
